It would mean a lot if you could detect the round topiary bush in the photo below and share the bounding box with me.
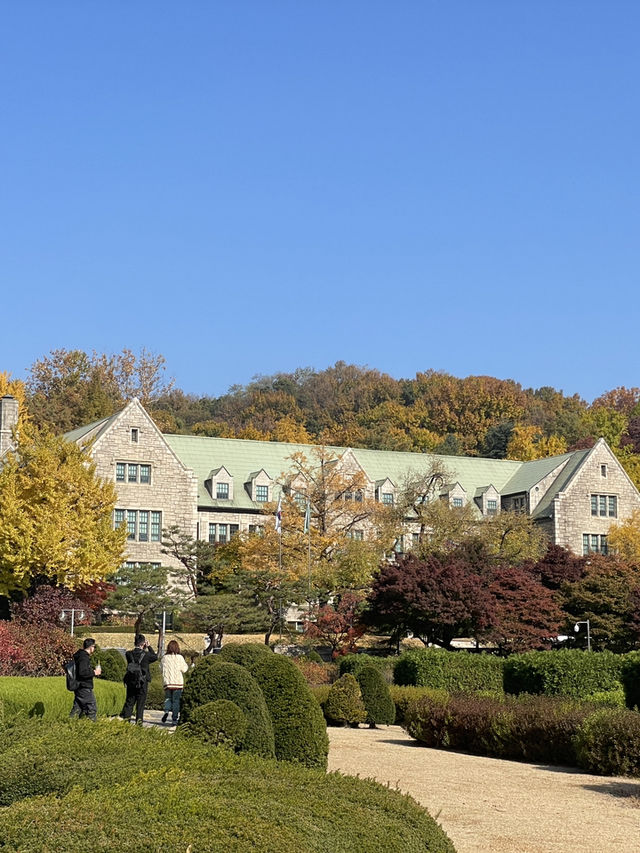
[248,653,328,769]
[339,653,394,682]
[180,658,275,758]
[305,650,324,664]
[325,673,367,727]
[218,642,273,667]
[356,665,396,727]
[92,649,126,683]
[178,699,248,750]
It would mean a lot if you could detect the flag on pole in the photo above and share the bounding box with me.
[303,498,311,534]
[275,494,282,534]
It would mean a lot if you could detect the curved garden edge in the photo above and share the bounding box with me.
[327,725,640,853]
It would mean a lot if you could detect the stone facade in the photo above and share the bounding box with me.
[60,400,640,564]
[0,395,18,459]
[82,400,198,570]
[552,439,640,555]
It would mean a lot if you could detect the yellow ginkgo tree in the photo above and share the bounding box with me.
[0,425,126,596]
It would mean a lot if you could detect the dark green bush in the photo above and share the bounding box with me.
[503,650,623,700]
[394,649,503,694]
[144,661,165,710]
[305,649,324,664]
[178,699,247,749]
[404,692,594,767]
[356,665,395,726]
[247,653,328,769]
[0,720,456,853]
[574,708,640,776]
[180,658,275,758]
[218,642,273,667]
[325,673,367,726]
[92,648,126,682]
[339,653,394,683]
[620,653,640,711]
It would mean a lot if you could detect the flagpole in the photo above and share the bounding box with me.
[305,498,312,627]
[275,493,283,642]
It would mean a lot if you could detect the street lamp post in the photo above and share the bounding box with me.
[60,608,85,637]
[574,619,591,652]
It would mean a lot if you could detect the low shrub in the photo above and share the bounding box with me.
[339,653,395,683]
[574,708,640,776]
[389,686,450,725]
[309,684,330,713]
[404,692,594,767]
[178,699,247,749]
[324,673,367,726]
[356,665,395,727]
[394,649,503,694]
[218,642,273,667]
[0,720,457,853]
[92,648,126,682]
[0,676,125,723]
[180,658,275,758]
[291,659,335,685]
[0,621,78,677]
[503,650,623,700]
[144,661,165,710]
[305,649,324,664]
[620,653,640,711]
[247,653,329,769]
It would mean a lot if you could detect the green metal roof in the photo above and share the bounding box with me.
[163,434,530,512]
[64,412,121,445]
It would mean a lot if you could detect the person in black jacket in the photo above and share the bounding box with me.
[119,633,158,724]
[70,637,101,721]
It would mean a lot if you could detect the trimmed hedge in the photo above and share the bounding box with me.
[180,658,275,758]
[339,653,395,682]
[389,686,450,725]
[93,648,126,682]
[218,642,273,667]
[325,673,367,726]
[574,708,640,776]
[356,665,395,727]
[403,690,640,776]
[247,653,329,769]
[0,720,456,853]
[0,676,125,722]
[178,699,247,749]
[394,649,504,694]
[620,653,640,710]
[503,650,623,700]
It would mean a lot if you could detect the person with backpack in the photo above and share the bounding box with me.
[119,633,158,724]
[159,639,189,725]
[69,637,102,721]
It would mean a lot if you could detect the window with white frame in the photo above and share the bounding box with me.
[487,499,498,515]
[115,508,162,542]
[115,462,151,485]
[382,492,394,506]
[583,533,608,555]
[590,494,617,518]
[255,484,269,502]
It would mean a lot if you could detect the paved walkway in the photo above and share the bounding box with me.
[327,725,640,853]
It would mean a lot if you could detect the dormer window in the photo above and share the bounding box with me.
[382,492,394,506]
[256,485,269,502]
[131,428,139,443]
[452,497,463,508]
[216,482,229,500]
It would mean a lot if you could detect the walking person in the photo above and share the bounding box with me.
[160,639,189,724]
[120,633,158,724]
[70,637,101,721]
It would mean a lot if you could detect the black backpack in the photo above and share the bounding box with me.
[63,658,78,691]
[124,651,147,690]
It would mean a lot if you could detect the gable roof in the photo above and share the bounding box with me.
[64,412,120,445]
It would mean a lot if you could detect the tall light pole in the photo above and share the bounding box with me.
[574,619,591,652]
[60,608,85,637]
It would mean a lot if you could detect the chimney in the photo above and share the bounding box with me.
[0,395,19,457]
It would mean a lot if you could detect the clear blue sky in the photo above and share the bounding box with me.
[2,2,638,402]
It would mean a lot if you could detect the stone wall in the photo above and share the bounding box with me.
[553,440,640,553]
[89,400,198,570]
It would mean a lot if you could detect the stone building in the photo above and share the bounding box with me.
[3,395,639,568]
[65,398,640,565]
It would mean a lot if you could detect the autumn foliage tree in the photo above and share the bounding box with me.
[0,426,126,597]
[305,591,366,657]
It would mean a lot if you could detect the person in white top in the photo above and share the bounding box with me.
[160,639,189,724]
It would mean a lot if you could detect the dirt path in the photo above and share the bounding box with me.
[327,726,640,853]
